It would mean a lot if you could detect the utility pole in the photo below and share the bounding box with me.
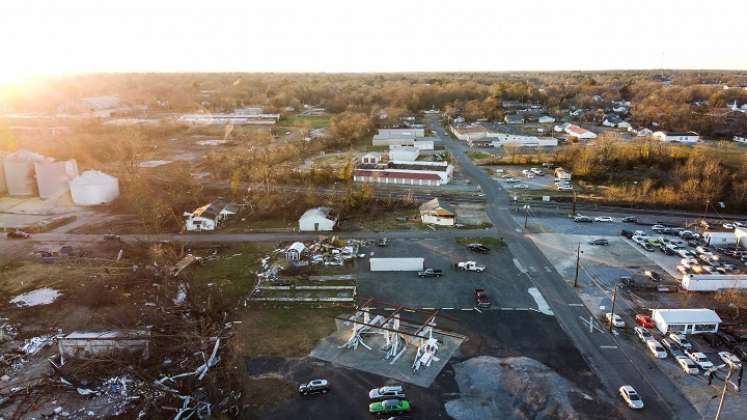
[572,189,577,216]
[715,365,735,420]
[573,243,582,288]
[609,283,618,333]
[523,204,530,230]
[703,199,710,224]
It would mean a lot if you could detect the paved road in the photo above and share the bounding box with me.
[9,227,498,244]
[429,116,699,420]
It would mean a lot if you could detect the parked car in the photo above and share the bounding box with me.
[504,177,519,183]
[513,183,530,189]
[605,313,625,328]
[530,168,544,175]
[684,349,714,369]
[418,268,443,278]
[7,230,30,239]
[622,216,637,223]
[669,333,692,349]
[474,288,491,308]
[574,215,593,223]
[618,385,644,410]
[594,216,615,223]
[369,386,406,401]
[589,238,609,246]
[369,399,411,415]
[647,340,668,358]
[468,243,490,254]
[715,331,739,348]
[675,355,699,374]
[718,351,742,369]
[377,238,389,247]
[634,326,655,342]
[635,314,656,329]
[298,379,330,395]
[661,338,680,354]
[642,243,656,252]
[633,230,648,237]
[643,270,662,282]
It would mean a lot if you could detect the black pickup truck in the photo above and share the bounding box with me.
[418,268,443,278]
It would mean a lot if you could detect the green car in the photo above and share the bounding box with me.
[369,399,411,414]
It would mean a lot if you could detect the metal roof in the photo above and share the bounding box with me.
[653,308,722,324]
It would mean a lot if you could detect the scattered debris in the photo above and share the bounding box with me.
[9,288,62,307]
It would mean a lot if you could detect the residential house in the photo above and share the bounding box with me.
[389,145,420,162]
[299,207,338,232]
[184,198,238,232]
[360,152,382,164]
[564,124,597,139]
[285,242,307,261]
[504,114,525,125]
[419,198,456,226]
[652,131,700,144]
[538,115,556,124]
[602,113,630,129]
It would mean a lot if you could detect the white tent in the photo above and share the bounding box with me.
[69,170,119,205]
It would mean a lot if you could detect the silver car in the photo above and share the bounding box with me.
[369,385,405,401]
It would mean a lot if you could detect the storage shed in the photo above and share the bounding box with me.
[3,149,49,196]
[0,151,7,193]
[299,207,337,232]
[69,170,120,205]
[651,308,721,335]
[35,160,79,199]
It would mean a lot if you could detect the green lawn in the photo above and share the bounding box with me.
[467,151,493,160]
[189,243,275,302]
[279,114,332,129]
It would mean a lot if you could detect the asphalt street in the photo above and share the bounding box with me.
[428,116,699,420]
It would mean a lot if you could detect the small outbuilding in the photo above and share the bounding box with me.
[35,159,79,199]
[389,145,420,162]
[184,198,238,232]
[69,170,120,205]
[360,152,382,164]
[651,308,721,335]
[299,207,337,232]
[285,242,307,261]
[419,198,456,226]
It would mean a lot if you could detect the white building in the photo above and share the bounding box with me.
[299,207,337,232]
[35,160,79,199]
[69,170,120,206]
[419,198,456,226]
[360,152,382,164]
[564,124,597,139]
[354,161,453,187]
[703,231,737,247]
[652,131,700,144]
[538,115,555,124]
[3,149,50,196]
[389,145,420,161]
[178,112,279,125]
[450,123,489,141]
[184,199,238,232]
[285,242,307,261]
[376,128,425,138]
[490,133,558,147]
[651,308,721,335]
[681,274,747,291]
[733,134,747,144]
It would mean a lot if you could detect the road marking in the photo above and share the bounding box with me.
[422,307,435,310]
[528,287,554,316]
[461,308,473,311]
[600,345,619,349]
[514,308,529,311]
[500,307,514,310]
[473,307,482,314]
[529,266,537,273]
[384,307,396,311]
[544,266,552,273]
[441,307,454,310]
[568,303,584,307]
[514,228,521,233]
[512,258,528,274]
[403,309,416,313]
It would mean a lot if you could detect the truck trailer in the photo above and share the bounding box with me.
[369,257,424,272]
[702,231,737,247]
[681,274,747,291]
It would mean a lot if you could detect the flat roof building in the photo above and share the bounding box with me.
[651,308,721,335]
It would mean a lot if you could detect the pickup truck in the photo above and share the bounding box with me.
[456,261,486,272]
[418,268,443,278]
[474,289,491,308]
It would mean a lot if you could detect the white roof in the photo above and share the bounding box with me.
[288,242,306,252]
[653,308,722,324]
[6,149,48,162]
[70,170,118,186]
[300,207,335,222]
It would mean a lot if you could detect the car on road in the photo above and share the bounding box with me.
[618,385,644,410]
[621,229,634,239]
[594,216,615,223]
[668,333,692,349]
[675,355,699,374]
[635,314,656,329]
[651,224,667,232]
[369,399,411,415]
[647,340,668,358]
[418,268,443,278]
[530,168,544,176]
[513,183,529,189]
[467,243,490,254]
[622,216,637,223]
[589,238,609,246]
[605,313,625,328]
[684,349,714,369]
[378,238,389,247]
[474,288,491,308]
[504,177,519,183]
[298,379,330,395]
[718,351,742,369]
[103,233,121,241]
[369,385,406,401]
[643,270,662,282]
[574,215,593,223]
[7,230,30,239]
[634,326,655,342]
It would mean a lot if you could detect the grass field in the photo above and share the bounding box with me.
[279,114,332,129]
[467,151,493,160]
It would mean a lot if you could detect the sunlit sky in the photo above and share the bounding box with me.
[1,0,746,83]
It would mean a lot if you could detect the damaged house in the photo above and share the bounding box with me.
[299,207,338,232]
[57,330,151,363]
[184,198,238,232]
[419,198,456,226]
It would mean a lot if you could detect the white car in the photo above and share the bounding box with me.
[594,216,615,223]
[685,350,714,369]
[530,168,544,176]
[675,355,699,374]
[368,385,405,400]
[521,169,531,176]
[495,169,505,174]
[723,223,735,230]
[605,313,625,328]
[634,326,655,342]
[634,230,648,237]
[526,172,535,179]
[718,351,742,369]
[557,184,573,191]
[618,385,644,410]
[504,177,519,183]
[669,333,692,349]
[651,224,667,232]
[647,340,667,358]
[513,184,529,189]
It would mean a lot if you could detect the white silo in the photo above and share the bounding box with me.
[3,150,49,196]
[35,159,79,199]
[69,170,120,206]
[0,151,7,193]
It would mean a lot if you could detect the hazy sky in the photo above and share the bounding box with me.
[1,0,746,82]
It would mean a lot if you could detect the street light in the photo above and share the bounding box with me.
[608,282,620,333]
[573,243,584,288]
[523,204,530,230]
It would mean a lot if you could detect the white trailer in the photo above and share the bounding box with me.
[369,258,424,272]
[702,231,737,247]
[681,274,747,291]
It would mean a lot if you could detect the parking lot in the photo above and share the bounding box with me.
[489,165,568,193]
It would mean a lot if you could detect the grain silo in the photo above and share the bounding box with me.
[69,170,120,206]
[35,159,79,199]
[0,151,7,193]
[3,150,49,196]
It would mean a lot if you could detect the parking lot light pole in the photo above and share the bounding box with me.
[573,243,582,288]
[523,204,530,230]
[715,364,735,420]
[609,283,619,333]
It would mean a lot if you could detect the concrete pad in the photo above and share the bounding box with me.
[310,318,464,388]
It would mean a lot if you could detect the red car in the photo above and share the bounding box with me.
[475,288,491,308]
[635,314,655,329]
